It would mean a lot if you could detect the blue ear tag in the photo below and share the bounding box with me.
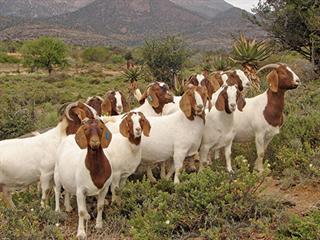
[148,95,153,101]
[105,131,110,141]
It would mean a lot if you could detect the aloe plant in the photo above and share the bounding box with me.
[212,55,232,71]
[231,33,273,89]
[121,66,144,83]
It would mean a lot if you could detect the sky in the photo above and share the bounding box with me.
[225,0,260,12]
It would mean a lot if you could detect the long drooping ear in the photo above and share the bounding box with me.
[267,70,279,93]
[215,90,226,111]
[100,122,112,148]
[72,107,87,121]
[121,93,130,112]
[101,98,112,116]
[75,126,88,149]
[208,75,222,92]
[204,79,214,99]
[139,113,151,137]
[180,91,193,118]
[147,88,159,108]
[139,88,148,105]
[119,117,130,138]
[236,91,246,111]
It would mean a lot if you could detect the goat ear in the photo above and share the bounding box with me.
[75,126,88,149]
[100,122,112,148]
[139,89,148,105]
[140,113,151,137]
[119,117,130,138]
[204,79,214,98]
[209,75,222,92]
[121,93,130,112]
[101,98,112,116]
[267,70,279,93]
[147,88,159,108]
[215,91,225,111]
[236,91,246,112]
[180,91,192,118]
[72,107,87,121]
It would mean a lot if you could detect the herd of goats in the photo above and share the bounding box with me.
[0,63,300,238]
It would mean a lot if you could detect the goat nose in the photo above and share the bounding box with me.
[197,104,203,109]
[230,103,236,108]
[136,127,141,132]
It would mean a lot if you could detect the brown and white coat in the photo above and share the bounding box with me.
[232,64,300,172]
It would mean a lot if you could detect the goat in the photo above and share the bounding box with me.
[0,102,96,208]
[140,86,209,184]
[208,69,251,93]
[199,85,246,172]
[54,119,113,239]
[86,90,130,116]
[230,64,300,172]
[103,82,174,132]
[106,112,151,203]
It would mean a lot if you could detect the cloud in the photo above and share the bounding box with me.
[225,0,259,12]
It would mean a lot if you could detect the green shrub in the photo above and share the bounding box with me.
[110,54,125,64]
[0,52,20,63]
[277,211,320,239]
[0,98,36,140]
[113,158,280,239]
[81,46,110,63]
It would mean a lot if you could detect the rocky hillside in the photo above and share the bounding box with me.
[47,0,206,37]
[0,0,95,18]
[169,0,233,18]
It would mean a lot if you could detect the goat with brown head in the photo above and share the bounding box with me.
[187,74,215,99]
[179,85,210,122]
[119,112,151,145]
[139,82,174,114]
[62,101,96,135]
[215,86,246,114]
[257,63,300,127]
[75,119,112,189]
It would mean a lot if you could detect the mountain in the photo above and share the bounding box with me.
[184,8,267,49]
[0,0,265,49]
[169,0,234,18]
[47,0,206,38]
[0,0,95,18]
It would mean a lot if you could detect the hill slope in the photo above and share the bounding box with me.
[0,0,95,18]
[170,0,233,18]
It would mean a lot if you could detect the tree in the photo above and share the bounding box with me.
[142,36,189,87]
[21,37,67,75]
[251,0,320,73]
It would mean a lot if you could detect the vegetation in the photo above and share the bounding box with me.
[212,55,233,71]
[0,38,319,239]
[142,36,190,87]
[81,46,110,63]
[252,0,320,73]
[231,33,273,89]
[21,37,68,75]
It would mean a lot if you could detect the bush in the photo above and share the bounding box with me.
[113,158,280,239]
[0,52,20,63]
[142,36,189,87]
[277,211,320,239]
[110,54,125,64]
[0,98,36,140]
[81,46,110,63]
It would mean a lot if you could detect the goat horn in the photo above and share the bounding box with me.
[65,101,79,121]
[257,64,280,74]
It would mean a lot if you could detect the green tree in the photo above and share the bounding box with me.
[21,37,67,75]
[81,46,110,63]
[252,0,320,73]
[142,36,189,87]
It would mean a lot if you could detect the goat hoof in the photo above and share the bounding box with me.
[65,206,73,213]
[76,231,87,240]
[95,222,103,230]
